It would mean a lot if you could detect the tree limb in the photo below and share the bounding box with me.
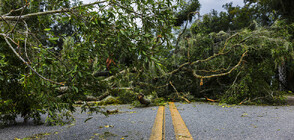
[159,32,249,79]
[161,49,231,78]
[22,20,32,64]
[192,50,248,79]
[169,81,191,103]
[3,6,26,16]
[0,1,107,21]
[1,34,64,85]
[9,4,28,33]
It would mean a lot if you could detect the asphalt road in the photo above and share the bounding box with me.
[0,102,294,140]
[0,105,158,140]
[176,102,294,140]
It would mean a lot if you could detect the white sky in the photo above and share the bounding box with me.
[198,0,244,15]
[81,0,244,15]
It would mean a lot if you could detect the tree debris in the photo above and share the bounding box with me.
[106,109,119,114]
[137,93,151,106]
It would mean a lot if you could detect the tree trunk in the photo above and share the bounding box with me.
[278,61,287,91]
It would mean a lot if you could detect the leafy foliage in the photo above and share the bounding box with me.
[0,0,179,125]
[245,0,294,23]
[163,19,293,104]
[174,0,200,26]
[0,0,294,127]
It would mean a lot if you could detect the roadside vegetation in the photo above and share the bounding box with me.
[0,0,293,126]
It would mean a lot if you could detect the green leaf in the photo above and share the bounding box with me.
[44,28,51,31]
[120,30,126,35]
[49,37,59,41]
[142,51,146,55]
[49,110,53,116]
[144,34,152,37]
[73,86,78,93]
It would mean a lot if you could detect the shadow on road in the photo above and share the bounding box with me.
[286,96,294,105]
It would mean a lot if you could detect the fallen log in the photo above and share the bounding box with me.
[106,109,119,114]
[137,93,151,106]
[97,92,110,101]
[84,95,98,101]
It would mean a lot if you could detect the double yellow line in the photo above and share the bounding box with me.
[149,102,193,140]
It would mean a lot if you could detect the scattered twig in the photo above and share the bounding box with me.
[239,97,248,105]
[204,96,218,102]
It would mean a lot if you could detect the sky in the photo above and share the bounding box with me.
[81,0,244,15]
[198,0,244,15]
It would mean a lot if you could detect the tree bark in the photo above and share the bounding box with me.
[137,93,151,106]
[278,62,287,91]
[0,1,107,21]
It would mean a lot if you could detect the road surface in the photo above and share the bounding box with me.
[0,102,294,140]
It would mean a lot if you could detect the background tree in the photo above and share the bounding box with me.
[245,0,294,23]
[174,0,200,26]
[165,0,294,104]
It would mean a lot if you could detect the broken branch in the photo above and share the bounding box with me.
[0,1,107,21]
[169,81,191,103]
[192,50,248,79]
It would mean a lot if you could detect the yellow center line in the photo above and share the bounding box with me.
[149,106,165,140]
[163,106,165,140]
[169,102,193,140]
